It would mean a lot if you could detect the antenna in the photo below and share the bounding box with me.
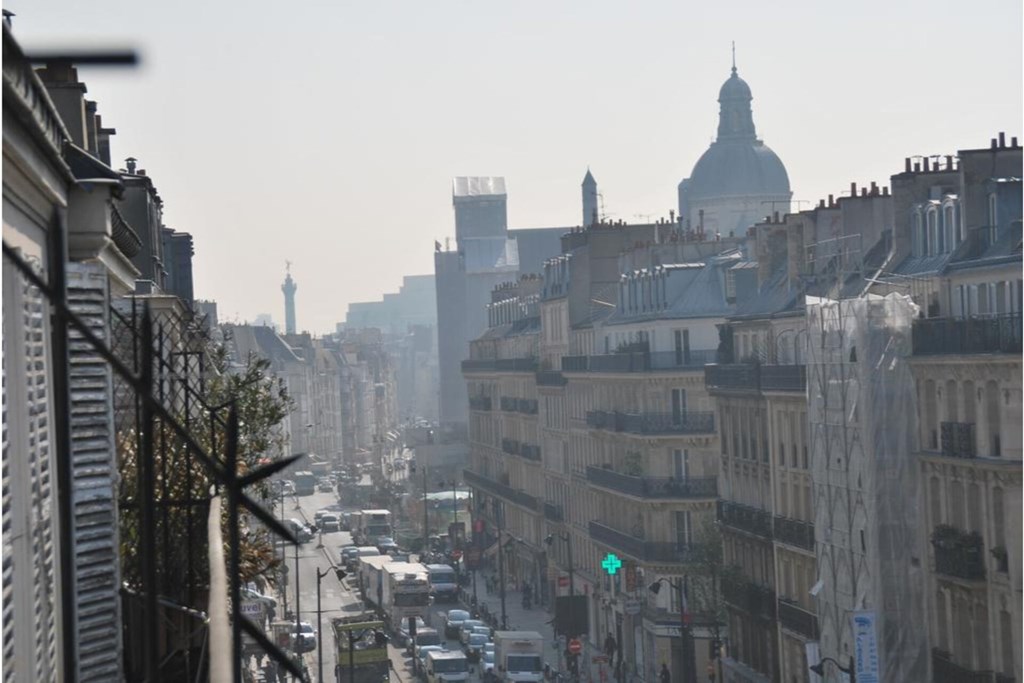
[597,192,608,223]
[731,41,736,72]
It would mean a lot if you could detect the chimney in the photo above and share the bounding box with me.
[870,181,878,195]
[914,162,921,172]
[861,188,867,197]
[850,182,857,197]
[1013,137,1019,148]
[999,132,1006,148]
[97,119,116,167]
[35,61,89,149]
[883,186,890,196]
[946,155,954,171]
[828,194,834,207]
[125,157,137,174]
[84,101,99,155]
[923,157,930,172]
[905,158,912,173]
[773,211,780,223]
[991,138,998,149]
[818,199,825,208]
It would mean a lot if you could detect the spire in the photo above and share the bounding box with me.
[731,41,736,73]
[583,167,596,186]
[581,167,598,227]
[716,56,756,142]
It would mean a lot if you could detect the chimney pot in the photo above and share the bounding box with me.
[871,181,878,195]
[923,158,930,172]
[850,182,857,196]
[828,194,834,207]
[999,132,1006,147]
[883,186,889,196]
[946,155,954,170]
[861,188,867,196]
[914,162,921,172]
[1012,137,1019,147]
[992,138,998,149]
[905,158,912,172]
[819,199,825,208]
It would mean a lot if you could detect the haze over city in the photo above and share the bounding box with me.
[7,0,1021,333]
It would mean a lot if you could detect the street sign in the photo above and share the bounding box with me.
[623,598,641,616]
[601,553,622,575]
[568,638,583,655]
[558,575,570,588]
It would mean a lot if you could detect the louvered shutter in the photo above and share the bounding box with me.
[66,263,124,681]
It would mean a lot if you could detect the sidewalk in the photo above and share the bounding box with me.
[461,571,562,665]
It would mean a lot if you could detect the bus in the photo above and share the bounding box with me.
[333,614,390,683]
[293,471,317,496]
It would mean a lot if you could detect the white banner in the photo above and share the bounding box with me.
[851,610,881,683]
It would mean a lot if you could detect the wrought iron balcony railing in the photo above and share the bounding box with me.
[704,363,760,391]
[940,422,977,459]
[463,468,539,512]
[718,501,773,539]
[588,521,691,563]
[773,515,815,551]
[587,466,717,499]
[932,525,986,581]
[469,396,492,411]
[561,349,717,373]
[543,502,564,522]
[722,575,776,620]
[585,410,715,435]
[462,357,539,373]
[760,364,807,392]
[912,314,1022,356]
[777,599,817,639]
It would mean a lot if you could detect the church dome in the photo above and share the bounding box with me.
[680,63,790,201]
[685,139,790,199]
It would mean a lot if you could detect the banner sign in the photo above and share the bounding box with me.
[851,610,881,683]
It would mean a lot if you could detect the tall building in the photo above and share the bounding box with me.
[282,264,297,334]
[678,61,791,238]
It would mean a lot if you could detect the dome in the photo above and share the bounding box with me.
[719,67,752,102]
[685,139,790,200]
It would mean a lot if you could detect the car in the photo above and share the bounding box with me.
[408,627,441,656]
[317,480,333,492]
[443,609,470,638]
[320,514,340,533]
[397,617,428,647]
[314,509,332,525]
[469,626,490,639]
[289,621,316,653]
[281,481,295,495]
[464,632,489,663]
[458,619,486,646]
[339,545,359,563]
[481,648,495,682]
[376,537,399,554]
[287,519,314,543]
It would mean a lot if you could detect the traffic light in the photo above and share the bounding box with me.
[709,638,722,660]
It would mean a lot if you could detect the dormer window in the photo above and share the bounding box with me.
[912,209,924,257]
[927,208,939,255]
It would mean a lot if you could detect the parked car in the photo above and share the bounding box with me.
[314,509,331,525]
[290,621,316,653]
[320,514,340,533]
[287,519,314,543]
[339,545,359,565]
[481,645,495,682]
[408,627,441,656]
[443,609,470,638]
[317,480,333,493]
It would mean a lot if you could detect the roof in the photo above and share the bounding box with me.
[452,177,506,198]
[684,140,790,200]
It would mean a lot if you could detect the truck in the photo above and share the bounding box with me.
[424,649,469,683]
[492,631,544,683]
[381,562,431,628]
[353,509,393,545]
[359,555,394,612]
[425,564,458,603]
[332,613,390,683]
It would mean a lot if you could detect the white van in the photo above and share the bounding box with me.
[425,649,468,683]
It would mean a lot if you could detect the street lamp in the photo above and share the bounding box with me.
[809,656,855,682]
[544,532,574,597]
[316,566,347,683]
[649,577,696,683]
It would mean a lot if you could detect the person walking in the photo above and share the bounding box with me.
[659,662,671,683]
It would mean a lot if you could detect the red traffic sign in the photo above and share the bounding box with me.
[568,638,582,655]
[558,576,570,588]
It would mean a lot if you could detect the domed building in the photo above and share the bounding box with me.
[678,61,791,237]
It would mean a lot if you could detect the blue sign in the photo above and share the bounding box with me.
[851,610,880,683]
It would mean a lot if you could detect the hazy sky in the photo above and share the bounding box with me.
[8,0,1021,333]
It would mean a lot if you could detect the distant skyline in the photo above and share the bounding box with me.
[8,0,1021,333]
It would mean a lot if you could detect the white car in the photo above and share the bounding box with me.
[290,621,316,653]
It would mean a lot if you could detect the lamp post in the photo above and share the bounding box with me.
[293,542,302,658]
[809,656,855,682]
[497,508,508,630]
[545,532,574,596]
[316,567,347,683]
[649,577,696,683]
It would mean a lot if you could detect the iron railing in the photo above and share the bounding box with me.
[761,365,807,392]
[469,396,492,411]
[722,575,776,620]
[585,410,715,435]
[3,240,306,682]
[586,466,717,498]
[773,516,815,551]
[933,526,986,581]
[535,370,568,387]
[587,521,691,563]
[718,501,773,539]
[464,469,539,512]
[561,349,717,373]
[912,314,1022,356]
[461,357,539,373]
[777,599,817,639]
[940,422,977,459]
[704,363,760,391]
[543,502,564,522]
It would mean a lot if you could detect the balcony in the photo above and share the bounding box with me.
[722,575,776,620]
[519,444,542,462]
[912,314,1022,356]
[543,502,564,522]
[585,410,715,436]
[704,364,760,391]
[773,516,814,551]
[587,466,717,499]
[469,396,492,411]
[932,648,1011,683]
[500,397,539,414]
[561,349,717,373]
[462,357,539,373]
[940,422,977,459]
[463,469,539,512]
[718,501,773,539]
[932,525,986,581]
[778,599,817,638]
[760,365,807,392]
[588,521,691,563]
[536,370,568,387]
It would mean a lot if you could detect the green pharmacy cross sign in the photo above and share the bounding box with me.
[601,553,623,575]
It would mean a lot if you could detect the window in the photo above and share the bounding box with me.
[944,205,956,250]
[986,380,1001,456]
[671,389,687,424]
[988,193,998,227]
[912,210,923,257]
[675,511,692,546]
[927,208,939,255]
[673,449,690,479]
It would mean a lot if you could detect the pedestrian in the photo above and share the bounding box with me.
[659,662,671,683]
[604,632,616,661]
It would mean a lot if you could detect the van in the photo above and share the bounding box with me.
[425,650,468,683]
